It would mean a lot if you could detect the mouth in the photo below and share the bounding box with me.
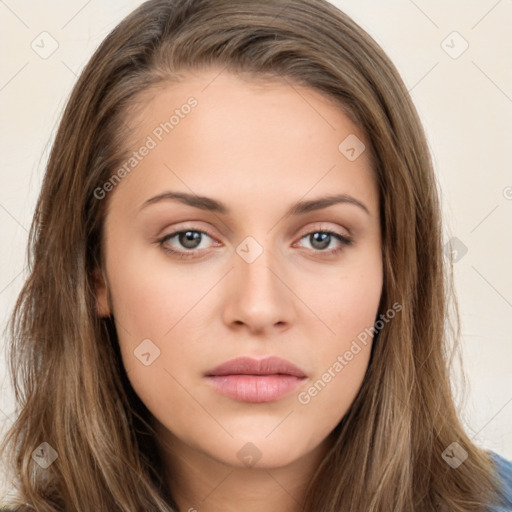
[204,356,307,403]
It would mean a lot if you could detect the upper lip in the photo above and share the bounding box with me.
[205,356,307,378]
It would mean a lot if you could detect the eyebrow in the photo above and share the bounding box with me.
[139,191,370,216]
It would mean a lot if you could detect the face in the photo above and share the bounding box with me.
[96,67,382,472]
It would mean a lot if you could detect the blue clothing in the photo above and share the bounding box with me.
[490,451,512,511]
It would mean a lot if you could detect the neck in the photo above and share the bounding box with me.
[154,423,334,512]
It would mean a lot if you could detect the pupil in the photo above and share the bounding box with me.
[181,231,201,249]
[311,232,330,250]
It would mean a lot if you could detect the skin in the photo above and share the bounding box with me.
[95,67,383,512]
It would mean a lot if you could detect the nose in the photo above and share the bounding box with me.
[221,240,295,335]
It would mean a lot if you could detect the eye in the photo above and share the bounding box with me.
[157,225,353,260]
[158,228,218,259]
[295,229,352,257]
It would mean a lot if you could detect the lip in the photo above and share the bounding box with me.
[204,356,307,403]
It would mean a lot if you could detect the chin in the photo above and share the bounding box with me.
[203,436,311,470]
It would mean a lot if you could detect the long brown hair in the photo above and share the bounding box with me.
[1,0,508,510]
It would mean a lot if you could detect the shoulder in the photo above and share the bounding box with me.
[488,450,512,511]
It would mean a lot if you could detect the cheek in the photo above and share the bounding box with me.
[299,253,382,413]
[105,242,205,337]
[311,253,383,344]
[104,245,217,407]
[298,339,372,417]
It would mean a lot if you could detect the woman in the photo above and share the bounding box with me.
[1,0,511,510]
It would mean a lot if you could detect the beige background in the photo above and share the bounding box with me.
[1,0,511,502]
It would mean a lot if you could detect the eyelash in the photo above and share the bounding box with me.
[156,225,353,260]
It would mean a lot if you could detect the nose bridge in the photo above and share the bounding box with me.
[235,233,281,297]
[225,233,292,330]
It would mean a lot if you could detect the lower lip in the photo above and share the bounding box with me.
[205,375,306,403]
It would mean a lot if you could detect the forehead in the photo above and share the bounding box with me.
[107,68,377,218]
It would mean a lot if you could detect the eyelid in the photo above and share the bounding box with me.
[157,222,219,241]
[158,221,349,243]
[295,222,351,241]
